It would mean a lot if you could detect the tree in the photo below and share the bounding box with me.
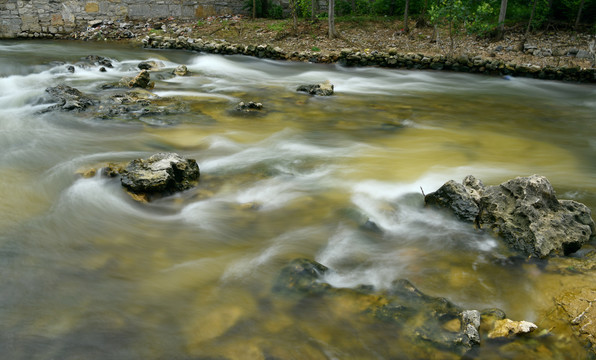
[289,0,298,31]
[253,0,257,18]
[329,0,339,38]
[574,0,586,29]
[429,0,467,55]
[404,0,410,32]
[496,0,508,40]
[526,0,538,36]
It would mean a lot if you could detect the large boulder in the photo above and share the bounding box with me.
[120,152,200,196]
[44,85,95,112]
[425,175,595,258]
[478,175,594,258]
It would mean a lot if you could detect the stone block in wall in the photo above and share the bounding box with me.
[20,15,41,32]
[168,5,182,17]
[196,5,216,18]
[0,18,22,38]
[182,5,195,17]
[60,1,77,26]
[85,2,100,13]
[51,14,64,26]
[129,4,169,18]
[117,6,128,17]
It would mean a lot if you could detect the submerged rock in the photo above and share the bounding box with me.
[273,258,331,295]
[297,80,334,96]
[79,54,113,68]
[235,101,263,112]
[138,60,163,70]
[120,152,200,197]
[548,287,596,353]
[425,175,595,258]
[487,319,538,339]
[273,258,493,355]
[43,84,95,112]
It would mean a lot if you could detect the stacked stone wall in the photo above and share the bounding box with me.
[0,0,246,38]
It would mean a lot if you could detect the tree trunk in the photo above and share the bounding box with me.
[449,19,454,55]
[525,0,537,37]
[312,0,316,20]
[290,0,297,31]
[421,0,428,18]
[403,0,410,32]
[496,0,508,40]
[329,0,338,39]
[253,0,256,18]
[574,0,585,30]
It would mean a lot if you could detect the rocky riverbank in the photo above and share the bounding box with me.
[141,33,596,82]
[14,15,596,82]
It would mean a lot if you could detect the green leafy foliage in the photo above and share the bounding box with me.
[244,0,287,19]
[298,0,312,18]
[466,2,496,36]
[243,0,264,17]
[268,3,285,19]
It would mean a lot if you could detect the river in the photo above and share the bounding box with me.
[1,40,595,359]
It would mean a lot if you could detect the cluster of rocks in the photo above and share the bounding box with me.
[274,258,538,357]
[425,175,595,258]
[40,55,191,123]
[269,175,596,356]
[235,101,263,113]
[142,34,596,83]
[41,53,335,124]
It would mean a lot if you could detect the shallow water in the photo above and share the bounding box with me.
[1,40,595,359]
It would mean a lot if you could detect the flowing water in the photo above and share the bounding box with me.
[1,40,595,359]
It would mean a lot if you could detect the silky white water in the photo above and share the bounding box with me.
[0,40,595,359]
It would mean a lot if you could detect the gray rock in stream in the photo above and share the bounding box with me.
[297,80,334,96]
[425,175,595,258]
[127,70,153,89]
[478,175,594,258]
[424,180,479,223]
[120,152,200,196]
[44,84,95,112]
